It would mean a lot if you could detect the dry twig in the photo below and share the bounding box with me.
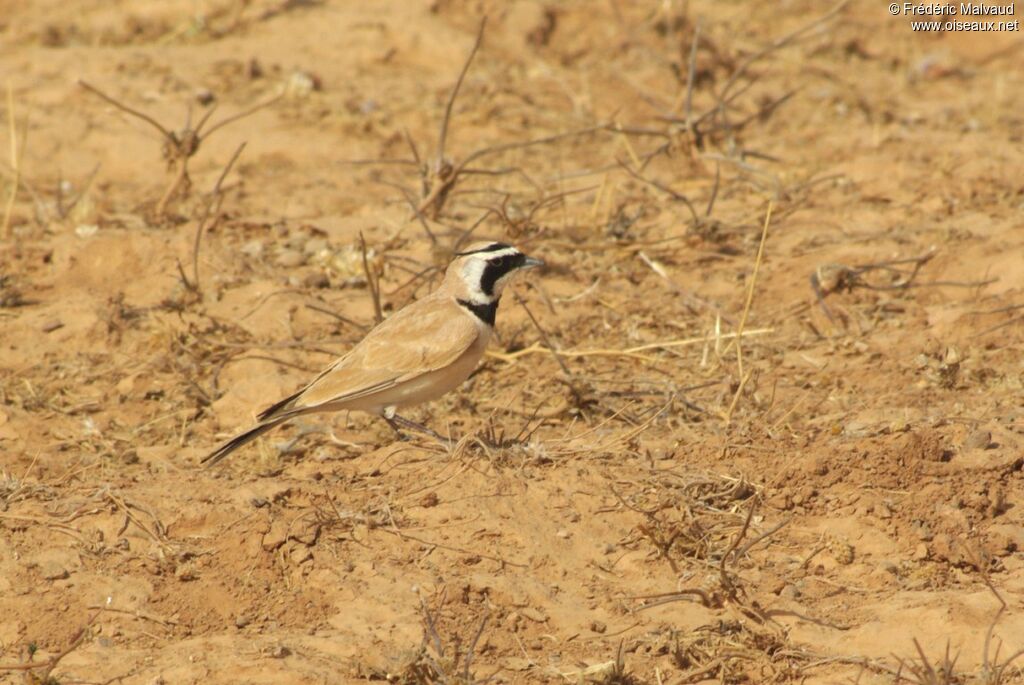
[185,141,246,293]
[0,607,103,678]
[2,80,28,239]
[359,231,383,324]
[79,80,278,218]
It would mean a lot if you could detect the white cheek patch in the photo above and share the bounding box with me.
[460,259,492,304]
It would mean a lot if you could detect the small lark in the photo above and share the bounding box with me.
[203,241,543,465]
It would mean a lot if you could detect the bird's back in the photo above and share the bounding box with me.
[266,291,484,416]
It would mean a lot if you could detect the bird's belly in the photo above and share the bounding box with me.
[363,338,487,412]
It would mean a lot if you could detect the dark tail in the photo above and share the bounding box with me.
[257,388,303,422]
[202,418,287,467]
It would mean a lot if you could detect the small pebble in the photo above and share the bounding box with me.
[40,560,69,580]
[175,565,197,582]
[267,644,291,659]
[830,541,855,565]
[590,620,607,634]
[241,240,264,258]
[303,238,329,255]
[275,249,306,268]
[303,271,329,289]
[41,319,64,333]
[285,71,320,99]
[520,607,548,623]
[962,429,992,451]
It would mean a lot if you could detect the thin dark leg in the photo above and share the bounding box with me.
[390,414,446,441]
[383,416,410,440]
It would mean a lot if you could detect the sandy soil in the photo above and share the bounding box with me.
[2,1,1024,683]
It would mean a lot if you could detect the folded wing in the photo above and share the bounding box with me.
[260,298,481,420]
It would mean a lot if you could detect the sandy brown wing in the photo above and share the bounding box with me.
[284,297,481,411]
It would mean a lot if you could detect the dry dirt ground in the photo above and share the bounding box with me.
[2,1,1024,683]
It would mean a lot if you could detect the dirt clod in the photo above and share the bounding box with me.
[962,429,993,451]
[39,560,69,580]
[262,521,289,552]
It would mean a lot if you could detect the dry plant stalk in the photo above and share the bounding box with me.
[724,201,772,424]
[186,141,247,293]
[471,186,597,240]
[894,639,960,685]
[359,231,384,324]
[3,80,27,239]
[397,591,492,684]
[416,18,488,221]
[608,0,849,221]
[347,17,606,232]
[514,293,598,414]
[810,251,994,327]
[677,0,848,147]
[486,327,774,365]
[0,607,103,680]
[78,80,279,219]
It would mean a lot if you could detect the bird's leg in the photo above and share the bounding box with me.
[382,416,412,441]
[380,407,450,445]
[389,414,445,441]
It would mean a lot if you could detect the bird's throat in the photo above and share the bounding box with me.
[458,298,498,326]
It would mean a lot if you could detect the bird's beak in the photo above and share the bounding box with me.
[521,255,545,270]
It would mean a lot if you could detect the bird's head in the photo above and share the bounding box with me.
[445,241,543,304]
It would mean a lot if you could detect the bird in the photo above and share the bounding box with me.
[202,241,543,466]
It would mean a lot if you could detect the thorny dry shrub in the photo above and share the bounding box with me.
[606,469,813,682]
[386,592,492,685]
[672,619,789,684]
[392,599,644,685]
[887,602,1024,685]
[608,466,1024,683]
[310,486,408,540]
[442,413,550,470]
[403,624,487,683]
[614,470,757,573]
[895,640,963,685]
